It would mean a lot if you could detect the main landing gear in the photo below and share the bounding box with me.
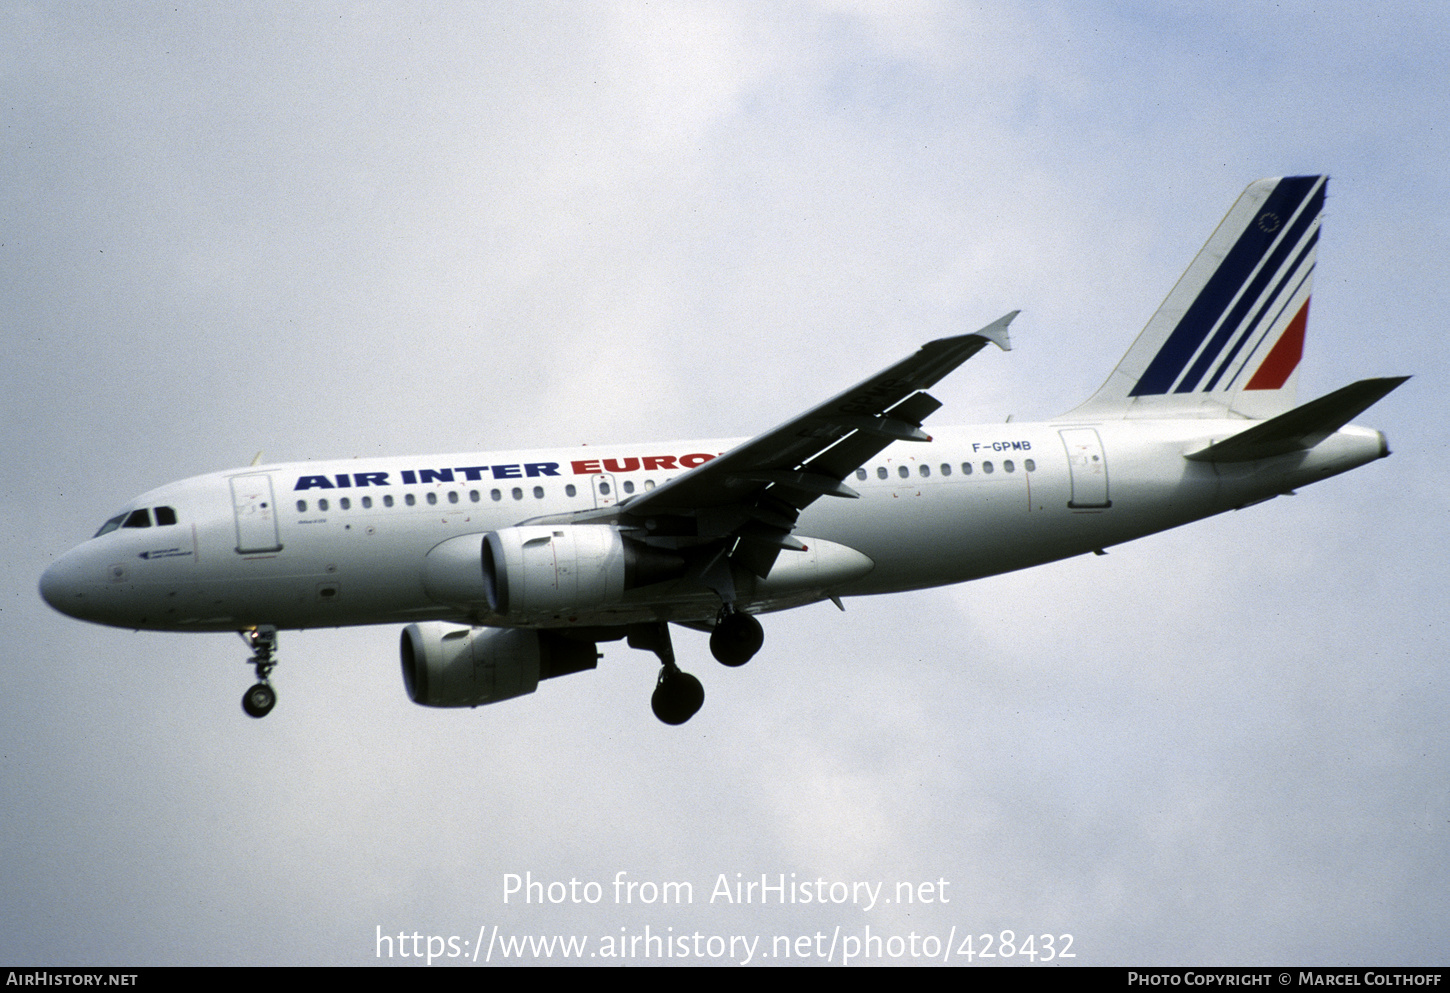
[239,625,278,718]
[632,623,705,726]
[632,608,766,725]
[709,605,764,667]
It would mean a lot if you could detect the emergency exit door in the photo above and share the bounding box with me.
[1059,429,1111,509]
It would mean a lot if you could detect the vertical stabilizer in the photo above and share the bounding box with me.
[1065,176,1326,421]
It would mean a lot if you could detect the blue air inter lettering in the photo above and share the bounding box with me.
[293,462,565,491]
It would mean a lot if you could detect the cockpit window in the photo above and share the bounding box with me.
[93,513,127,538]
[93,505,177,538]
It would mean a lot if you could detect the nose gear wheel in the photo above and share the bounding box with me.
[242,681,276,718]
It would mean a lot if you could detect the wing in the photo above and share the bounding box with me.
[551,312,1015,592]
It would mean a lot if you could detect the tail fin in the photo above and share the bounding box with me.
[1066,175,1327,421]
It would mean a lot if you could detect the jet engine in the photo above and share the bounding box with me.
[400,621,599,708]
[422,525,685,623]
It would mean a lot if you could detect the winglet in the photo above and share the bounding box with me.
[922,311,1015,357]
[974,310,1016,353]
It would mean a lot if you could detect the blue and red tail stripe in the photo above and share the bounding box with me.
[1130,176,1325,397]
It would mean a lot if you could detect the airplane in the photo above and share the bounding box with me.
[40,176,1407,725]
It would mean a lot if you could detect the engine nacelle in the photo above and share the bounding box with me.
[423,525,685,623]
[400,621,599,708]
[484,525,623,620]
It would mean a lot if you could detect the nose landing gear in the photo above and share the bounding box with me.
[239,626,279,718]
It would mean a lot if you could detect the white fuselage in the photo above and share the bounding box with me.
[39,417,1388,635]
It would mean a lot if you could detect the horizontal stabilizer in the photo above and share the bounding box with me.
[1185,376,1408,463]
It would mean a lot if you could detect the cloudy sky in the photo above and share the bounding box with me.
[4,1,1446,966]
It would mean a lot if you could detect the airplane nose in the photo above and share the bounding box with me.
[39,552,87,619]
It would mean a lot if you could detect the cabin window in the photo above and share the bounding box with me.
[983,461,994,474]
[919,465,930,477]
[598,481,611,495]
[898,465,909,479]
[405,494,416,506]
[961,463,973,475]
[470,490,480,503]
[318,499,330,511]
[565,484,577,498]
[447,491,458,504]
[856,468,867,481]
[623,480,635,494]
[491,489,501,501]
[339,497,351,510]
[426,492,437,505]
[296,501,307,513]
[644,479,656,491]
[940,463,952,476]
[1004,460,1015,473]
[361,496,373,509]
[1025,459,1036,472]
[533,486,545,499]
[383,494,394,507]
[512,487,523,500]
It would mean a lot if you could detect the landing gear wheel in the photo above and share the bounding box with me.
[651,669,704,725]
[630,621,705,725]
[242,682,276,718]
[710,608,764,667]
